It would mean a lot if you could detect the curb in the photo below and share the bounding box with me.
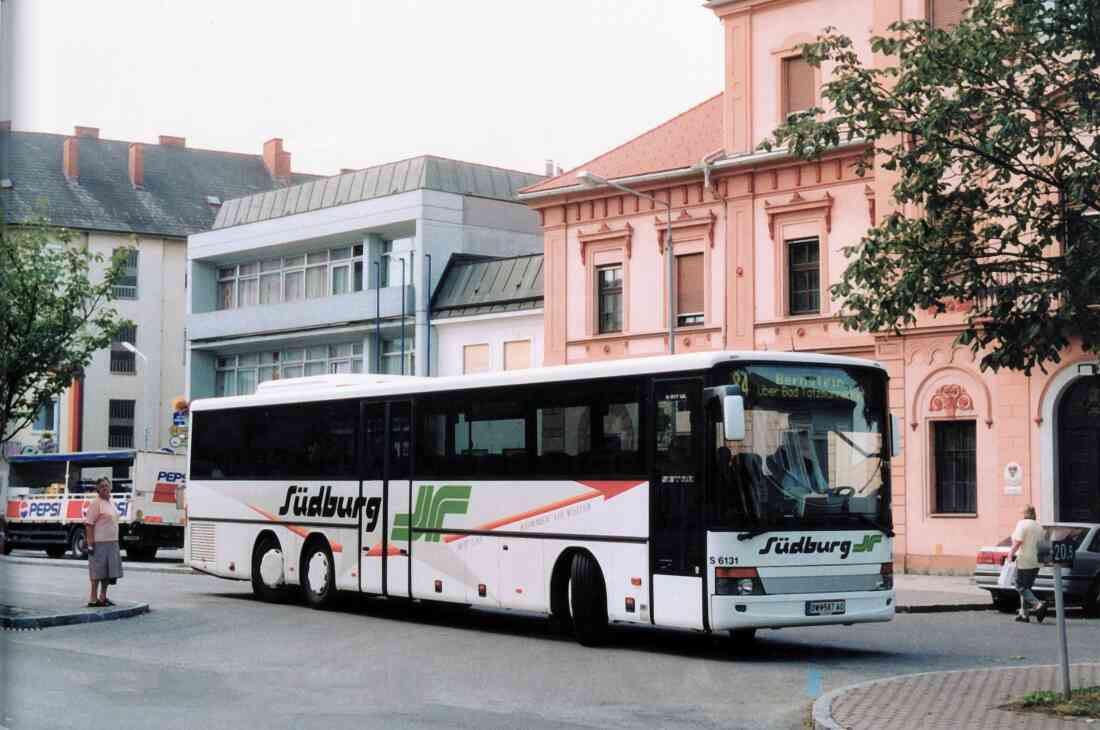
[0,555,192,575]
[1,601,149,630]
[896,602,991,613]
[810,662,1100,730]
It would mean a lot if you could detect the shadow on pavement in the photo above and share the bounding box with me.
[208,589,901,664]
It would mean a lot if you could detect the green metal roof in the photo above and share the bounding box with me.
[213,155,544,230]
[431,253,543,320]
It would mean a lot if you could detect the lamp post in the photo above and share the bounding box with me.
[121,342,152,449]
[576,170,675,354]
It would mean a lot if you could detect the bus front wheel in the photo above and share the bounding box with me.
[301,541,336,610]
[569,552,608,646]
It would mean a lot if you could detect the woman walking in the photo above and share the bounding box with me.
[84,477,123,607]
[1009,504,1047,623]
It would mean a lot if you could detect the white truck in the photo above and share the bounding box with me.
[2,450,186,560]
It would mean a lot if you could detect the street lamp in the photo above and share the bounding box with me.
[122,342,153,450]
[576,170,676,354]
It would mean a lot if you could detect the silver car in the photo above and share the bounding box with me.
[973,523,1100,615]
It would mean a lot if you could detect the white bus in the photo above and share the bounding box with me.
[187,351,897,645]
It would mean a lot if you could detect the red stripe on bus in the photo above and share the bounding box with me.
[246,504,343,553]
[442,481,644,544]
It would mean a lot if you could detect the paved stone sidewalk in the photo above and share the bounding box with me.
[894,573,992,612]
[815,664,1100,729]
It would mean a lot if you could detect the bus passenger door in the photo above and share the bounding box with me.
[385,401,413,598]
[359,403,386,594]
[650,378,706,630]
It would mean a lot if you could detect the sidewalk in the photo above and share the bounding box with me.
[894,573,992,613]
[0,551,191,575]
[813,663,1100,729]
[1,589,148,629]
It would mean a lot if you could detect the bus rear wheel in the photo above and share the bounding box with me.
[301,541,336,610]
[251,535,286,603]
[569,552,608,646]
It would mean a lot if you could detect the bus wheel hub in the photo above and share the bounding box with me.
[307,552,329,593]
[259,549,284,589]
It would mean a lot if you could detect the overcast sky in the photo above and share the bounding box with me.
[4,0,724,177]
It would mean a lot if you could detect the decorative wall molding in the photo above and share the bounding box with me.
[929,384,974,418]
[864,185,875,225]
[654,209,717,254]
[764,191,833,241]
[578,222,633,264]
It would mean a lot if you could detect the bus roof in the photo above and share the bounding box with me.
[191,351,886,412]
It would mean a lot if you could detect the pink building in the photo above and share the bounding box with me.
[520,0,1099,573]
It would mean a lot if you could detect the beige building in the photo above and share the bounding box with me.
[0,124,317,489]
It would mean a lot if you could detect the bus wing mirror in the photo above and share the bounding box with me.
[723,396,746,441]
[891,414,903,457]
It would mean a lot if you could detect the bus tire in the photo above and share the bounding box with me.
[127,546,158,561]
[1,540,12,556]
[45,545,67,559]
[251,535,287,603]
[301,540,336,610]
[69,527,89,559]
[569,552,608,647]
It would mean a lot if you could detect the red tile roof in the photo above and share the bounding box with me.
[522,93,724,195]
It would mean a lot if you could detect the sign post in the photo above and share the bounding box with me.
[1050,538,1077,699]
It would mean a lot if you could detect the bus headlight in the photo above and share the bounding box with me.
[716,567,765,596]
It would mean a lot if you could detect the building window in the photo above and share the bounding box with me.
[110,324,137,374]
[932,420,977,513]
[463,344,490,374]
[675,253,704,327]
[782,55,815,117]
[108,399,136,449]
[379,238,413,288]
[214,343,364,397]
[33,400,58,432]
[503,340,531,371]
[788,237,821,315]
[112,248,139,299]
[597,265,623,334]
[214,244,365,311]
[382,331,414,375]
[929,0,969,30]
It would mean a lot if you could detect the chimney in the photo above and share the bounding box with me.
[555,165,563,176]
[63,136,79,180]
[74,126,99,139]
[128,143,144,189]
[158,135,186,147]
[263,137,291,179]
[544,159,555,176]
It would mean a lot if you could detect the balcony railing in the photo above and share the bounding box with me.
[112,285,138,300]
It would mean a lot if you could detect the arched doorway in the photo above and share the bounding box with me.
[1058,376,1100,522]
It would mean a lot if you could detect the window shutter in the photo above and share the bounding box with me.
[931,0,968,30]
[784,56,815,115]
[463,344,490,374]
[676,253,704,316]
[503,340,531,371]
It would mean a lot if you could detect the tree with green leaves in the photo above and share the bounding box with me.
[0,216,131,446]
[767,0,1100,373]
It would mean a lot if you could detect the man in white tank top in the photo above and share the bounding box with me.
[1009,504,1047,623]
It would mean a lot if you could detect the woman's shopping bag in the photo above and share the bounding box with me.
[997,558,1017,589]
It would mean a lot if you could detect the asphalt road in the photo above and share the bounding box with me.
[2,559,1098,730]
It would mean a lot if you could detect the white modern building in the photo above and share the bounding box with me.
[185,156,544,395]
[0,125,317,489]
[430,253,544,376]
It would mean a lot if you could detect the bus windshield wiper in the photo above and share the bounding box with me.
[737,526,770,541]
[851,512,894,537]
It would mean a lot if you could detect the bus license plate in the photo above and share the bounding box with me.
[805,600,846,616]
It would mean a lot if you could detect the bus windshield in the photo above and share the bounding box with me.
[710,364,891,532]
